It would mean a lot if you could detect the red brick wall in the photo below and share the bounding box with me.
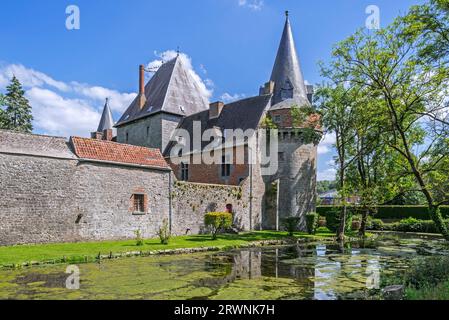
[269,109,322,130]
[168,146,249,186]
[269,109,293,128]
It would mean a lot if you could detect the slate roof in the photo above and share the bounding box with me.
[116,56,209,127]
[270,13,310,108]
[164,94,272,157]
[97,98,116,135]
[71,137,170,169]
[0,130,76,159]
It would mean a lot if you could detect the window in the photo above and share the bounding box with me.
[181,162,189,181]
[273,115,281,123]
[221,155,231,178]
[126,132,129,143]
[133,194,145,213]
[279,152,285,161]
[146,126,150,138]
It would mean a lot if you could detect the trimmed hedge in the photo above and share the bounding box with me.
[317,206,449,221]
[366,217,449,234]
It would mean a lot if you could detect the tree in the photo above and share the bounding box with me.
[316,180,337,194]
[344,95,388,236]
[2,76,33,133]
[401,0,449,64]
[0,93,6,128]
[323,15,449,239]
[314,85,359,241]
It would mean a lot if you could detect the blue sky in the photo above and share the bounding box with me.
[0,0,424,180]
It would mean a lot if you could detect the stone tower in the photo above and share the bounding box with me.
[263,12,318,231]
[91,98,116,141]
[115,56,209,151]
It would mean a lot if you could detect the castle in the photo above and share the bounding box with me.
[0,13,319,245]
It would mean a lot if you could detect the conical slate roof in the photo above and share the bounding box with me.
[97,98,115,133]
[270,12,309,107]
[116,56,209,127]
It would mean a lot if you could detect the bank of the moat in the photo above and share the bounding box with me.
[0,233,448,300]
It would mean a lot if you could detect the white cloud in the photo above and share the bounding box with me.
[71,82,136,113]
[26,88,100,137]
[146,50,213,100]
[318,168,337,181]
[220,93,246,103]
[238,0,264,11]
[199,64,208,75]
[0,73,8,89]
[318,145,330,155]
[318,133,336,155]
[0,63,137,137]
[0,64,69,92]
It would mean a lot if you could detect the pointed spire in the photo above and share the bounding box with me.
[97,98,115,132]
[270,11,309,106]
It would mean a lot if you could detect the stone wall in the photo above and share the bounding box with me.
[0,152,170,246]
[74,162,171,242]
[0,154,81,245]
[269,132,318,230]
[170,176,263,236]
[116,113,182,152]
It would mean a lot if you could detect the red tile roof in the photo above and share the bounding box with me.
[70,137,170,170]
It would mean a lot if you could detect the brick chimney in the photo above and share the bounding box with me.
[209,101,224,119]
[138,65,147,109]
[102,129,113,141]
[91,131,103,140]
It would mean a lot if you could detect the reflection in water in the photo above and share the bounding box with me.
[0,234,447,300]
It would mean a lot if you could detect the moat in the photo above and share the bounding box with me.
[0,233,447,300]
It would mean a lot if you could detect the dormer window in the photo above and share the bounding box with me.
[177,136,186,145]
[280,79,294,100]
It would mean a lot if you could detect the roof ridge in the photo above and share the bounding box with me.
[70,136,163,154]
[0,129,68,140]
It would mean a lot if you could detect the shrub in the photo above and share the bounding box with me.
[404,257,449,290]
[282,217,302,236]
[392,218,444,233]
[318,216,327,227]
[352,220,361,231]
[324,209,353,233]
[395,217,422,233]
[366,219,385,231]
[158,219,171,245]
[305,213,319,235]
[135,230,144,246]
[204,212,233,240]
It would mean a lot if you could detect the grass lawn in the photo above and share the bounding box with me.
[0,229,339,267]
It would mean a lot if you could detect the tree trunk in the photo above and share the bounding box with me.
[429,206,449,241]
[337,160,346,241]
[385,94,449,241]
[337,205,347,241]
[359,208,369,237]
